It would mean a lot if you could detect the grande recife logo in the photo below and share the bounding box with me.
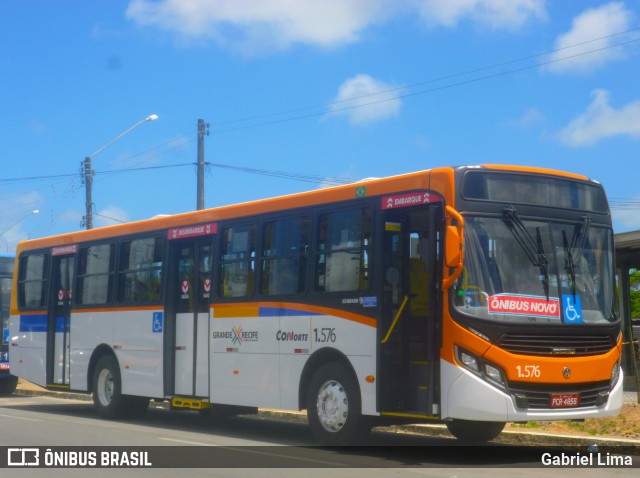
[488,294,560,319]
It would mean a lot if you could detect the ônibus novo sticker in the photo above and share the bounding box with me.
[488,294,560,319]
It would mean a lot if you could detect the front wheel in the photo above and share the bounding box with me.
[306,362,370,445]
[445,419,505,443]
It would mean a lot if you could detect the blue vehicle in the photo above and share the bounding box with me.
[0,254,17,394]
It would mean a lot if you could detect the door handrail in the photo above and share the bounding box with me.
[381,295,409,344]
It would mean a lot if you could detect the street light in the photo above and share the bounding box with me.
[0,209,40,238]
[83,114,158,230]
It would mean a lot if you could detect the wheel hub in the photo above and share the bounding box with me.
[316,380,348,432]
[97,368,114,406]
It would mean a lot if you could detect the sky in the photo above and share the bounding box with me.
[1,0,639,253]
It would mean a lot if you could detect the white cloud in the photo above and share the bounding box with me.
[126,0,391,54]
[559,89,640,147]
[546,2,634,74]
[507,107,545,128]
[415,0,546,30]
[327,74,401,125]
[94,206,131,228]
[126,0,547,54]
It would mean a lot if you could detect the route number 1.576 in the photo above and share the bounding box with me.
[515,365,541,378]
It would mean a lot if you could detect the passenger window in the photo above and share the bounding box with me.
[261,216,309,296]
[18,253,49,308]
[117,237,163,303]
[218,224,256,298]
[315,208,371,292]
[76,244,114,305]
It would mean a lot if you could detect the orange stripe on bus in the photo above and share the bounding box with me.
[212,305,260,318]
[212,301,376,328]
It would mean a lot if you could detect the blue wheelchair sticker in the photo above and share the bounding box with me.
[562,294,583,324]
[152,312,164,333]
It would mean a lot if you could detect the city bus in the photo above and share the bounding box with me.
[8,165,622,444]
[1,254,18,394]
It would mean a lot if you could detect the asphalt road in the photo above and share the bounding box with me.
[0,394,638,477]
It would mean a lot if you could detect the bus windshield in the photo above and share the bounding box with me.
[452,214,615,324]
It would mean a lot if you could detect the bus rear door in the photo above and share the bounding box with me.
[48,251,75,387]
[166,235,213,398]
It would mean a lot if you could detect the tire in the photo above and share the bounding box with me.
[199,404,258,418]
[126,396,150,418]
[0,376,18,395]
[92,355,131,419]
[445,419,505,443]
[306,362,370,446]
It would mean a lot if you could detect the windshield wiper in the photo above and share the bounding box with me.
[502,206,550,300]
[562,215,591,298]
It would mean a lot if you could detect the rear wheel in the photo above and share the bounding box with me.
[0,376,18,395]
[127,396,150,418]
[445,419,505,443]
[306,362,370,445]
[92,355,133,419]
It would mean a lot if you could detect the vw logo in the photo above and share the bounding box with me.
[562,367,571,379]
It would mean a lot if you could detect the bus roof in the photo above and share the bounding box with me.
[15,164,599,253]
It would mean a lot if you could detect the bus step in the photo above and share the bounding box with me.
[171,397,212,410]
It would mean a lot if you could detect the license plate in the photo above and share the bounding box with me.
[550,393,580,408]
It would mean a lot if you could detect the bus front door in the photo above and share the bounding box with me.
[167,238,212,397]
[48,254,74,387]
[380,205,441,416]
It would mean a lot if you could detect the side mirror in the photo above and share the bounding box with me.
[445,225,462,268]
[442,206,464,290]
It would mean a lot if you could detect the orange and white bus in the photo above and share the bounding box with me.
[9,165,622,444]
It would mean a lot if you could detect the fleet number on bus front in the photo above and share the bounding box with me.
[515,365,541,378]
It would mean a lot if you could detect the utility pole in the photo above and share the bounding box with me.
[84,156,93,230]
[82,114,158,229]
[196,118,210,210]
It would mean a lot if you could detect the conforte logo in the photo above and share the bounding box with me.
[276,330,309,342]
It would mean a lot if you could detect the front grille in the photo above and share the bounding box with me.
[508,381,610,409]
[496,334,614,356]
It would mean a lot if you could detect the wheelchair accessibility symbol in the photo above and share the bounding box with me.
[562,294,583,324]
[152,312,164,333]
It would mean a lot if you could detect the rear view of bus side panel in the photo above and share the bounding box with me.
[10,251,48,388]
[8,311,47,387]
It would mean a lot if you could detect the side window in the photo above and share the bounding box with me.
[315,208,371,292]
[218,224,256,298]
[18,253,49,308]
[261,216,310,296]
[76,244,114,305]
[117,237,164,303]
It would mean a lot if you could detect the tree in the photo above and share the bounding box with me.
[630,269,640,319]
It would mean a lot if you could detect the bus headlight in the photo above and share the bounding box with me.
[458,348,479,372]
[610,360,620,390]
[483,363,505,386]
[455,346,506,390]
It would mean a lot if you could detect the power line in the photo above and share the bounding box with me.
[208,31,640,134]
[94,212,127,224]
[209,28,640,131]
[0,161,353,188]
[207,162,353,185]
